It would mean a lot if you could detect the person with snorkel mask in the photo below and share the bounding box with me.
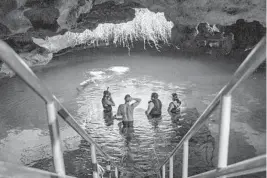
[168,93,182,123]
[102,87,115,112]
[145,92,162,118]
[102,87,116,126]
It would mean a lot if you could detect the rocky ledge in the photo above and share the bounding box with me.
[0,0,266,76]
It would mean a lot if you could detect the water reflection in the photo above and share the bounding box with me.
[0,49,265,177]
[103,111,115,126]
[119,121,135,162]
[147,115,162,129]
[75,67,216,176]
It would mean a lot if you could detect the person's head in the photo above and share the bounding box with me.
[124,94,132,103]
[151,92,159,100]
[172,93,181,103]
[103,90,111,98]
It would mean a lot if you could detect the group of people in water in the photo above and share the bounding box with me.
[101,87,182,128]
[101,88,183,168]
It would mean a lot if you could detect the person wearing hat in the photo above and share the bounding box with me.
[102,88,115,113]
[115,94,141,128]
[145,92,162,118]
[168,93,182,121]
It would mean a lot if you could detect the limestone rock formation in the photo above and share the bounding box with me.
[0,0,266,76]
[224,19,266,49]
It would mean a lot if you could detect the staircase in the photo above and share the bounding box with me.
[0,37,266,178]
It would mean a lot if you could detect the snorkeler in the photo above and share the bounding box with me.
[168,93,182,122]
[102,87,115,112]
[145,92,162,118]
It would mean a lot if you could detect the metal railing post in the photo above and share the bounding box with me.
[157,37,266,174]
[46,102,65,175]
[162,164,165,178]
[91,144,98,178]
[169,156,173,178]
[217,95,232,177]
[115,167,119,178]
[106,161,111,178]
[182,140,189,178]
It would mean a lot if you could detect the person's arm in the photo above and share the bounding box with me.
[109,96,115,106]
[168,102,174,115]
[104,97,115,106]
[145,102,154,116]
[115,105,123,119]
[131,98,141,108]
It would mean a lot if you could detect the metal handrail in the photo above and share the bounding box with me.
[55,96,145,177]
[0,161,76,178]
[158,37,266,175]
[0,41,54,103]
[0,40,125,177]
[188,154,266,178]
[0,36,265,178]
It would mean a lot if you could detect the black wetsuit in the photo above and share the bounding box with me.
[170,101,181,114]
[149,99,162,118]
[102,97,112,113]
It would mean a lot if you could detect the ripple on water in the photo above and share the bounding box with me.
[1,59,264,177]
[74,66,193,175]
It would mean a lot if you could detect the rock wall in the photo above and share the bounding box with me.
[0,0,266,76]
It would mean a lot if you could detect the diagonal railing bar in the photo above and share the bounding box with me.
[55,96,146,177]
[157,36,266,177]
[0,41,53,103]
[0,161,76,178]
[188,154,266,178]
[0,36,265,178]
[0,40,145,177]
[54,96,111,160]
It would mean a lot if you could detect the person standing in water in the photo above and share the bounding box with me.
[116,94,141,128]
[115,95,141,174]
[102,88,115,126]
[102,87,115,112]
[168,93,182,123]
[145,92,162,118]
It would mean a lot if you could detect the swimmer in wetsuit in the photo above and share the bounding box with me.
[168,93,182,123]
[102,88,115,126]
[145,92,162,119]
[102,88,115,112]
